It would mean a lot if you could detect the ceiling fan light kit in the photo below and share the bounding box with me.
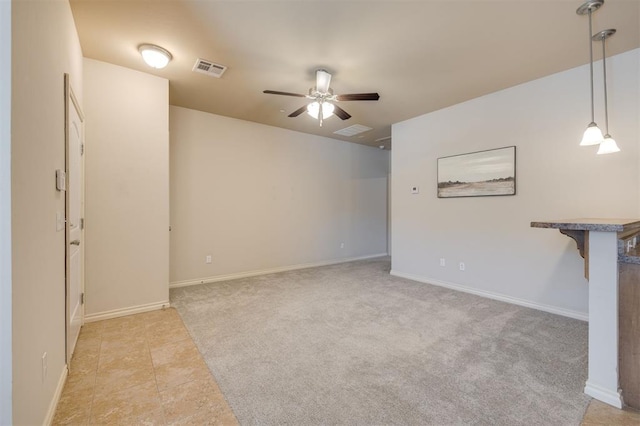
[138,44,172,69]
[576,0,620,154]
[263,69,380,127]
[307,101,335,120]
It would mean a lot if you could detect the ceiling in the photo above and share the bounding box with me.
[69,0,640,149]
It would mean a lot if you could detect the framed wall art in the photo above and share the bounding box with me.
[437,146,516,198]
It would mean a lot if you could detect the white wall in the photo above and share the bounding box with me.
[391,49,640,319]
[11,0,84,423]
[170,106,389,285]
[84,59,170,318]
[0,1,11,423]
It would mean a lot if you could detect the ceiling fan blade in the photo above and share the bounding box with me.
[335,93,380,101]
[333,105,351,120]
[316,69,332,94]
[263,90,306,97]
[288,105,308,118]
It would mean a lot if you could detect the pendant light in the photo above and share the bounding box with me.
[576,1,604,146]
[593,29,621,155]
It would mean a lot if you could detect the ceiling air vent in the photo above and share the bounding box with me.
[192,58,227,78]
[334,124,372,137]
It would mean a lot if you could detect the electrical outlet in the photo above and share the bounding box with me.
[440,258,446,267]
[42,352,47,382]
[205,255,212,264]
[459,262,465,271]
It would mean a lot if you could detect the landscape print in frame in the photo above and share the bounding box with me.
[437,146,516,198]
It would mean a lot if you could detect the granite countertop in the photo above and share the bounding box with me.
[531,218,640,264]
[531,218,640,233]
[620,253,640,265]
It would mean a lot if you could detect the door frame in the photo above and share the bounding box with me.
[64,73,85,365]
[0,0,12,422]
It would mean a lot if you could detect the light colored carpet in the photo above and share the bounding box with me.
[170,258,591,425]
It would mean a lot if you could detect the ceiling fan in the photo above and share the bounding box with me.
[263,69,380,126]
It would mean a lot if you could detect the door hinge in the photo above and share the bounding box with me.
[80,218,84,230]
[80,293,85,305]
[80,143,85,155]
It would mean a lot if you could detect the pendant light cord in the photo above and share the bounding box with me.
[588,8,596,123]
[601,37,609,135]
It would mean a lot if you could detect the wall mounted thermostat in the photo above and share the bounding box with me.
[411,186,419,194]
[56,169,66,192]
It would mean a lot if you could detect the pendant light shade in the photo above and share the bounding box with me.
[576,1,604,147]
[307,101,335,119]
[597,135,620,154]
[580,122,604,146]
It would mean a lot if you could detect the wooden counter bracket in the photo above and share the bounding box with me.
[559,229,588,279]
[559,229,585,257]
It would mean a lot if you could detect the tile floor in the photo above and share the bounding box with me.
[53,308,640,425]
[52,308,238,425]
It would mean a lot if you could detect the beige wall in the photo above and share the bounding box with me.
[169,106,389,286]
[11,0,83,423]
[84,59,170,318]
[391,49,640,319]
[1,1,11,423]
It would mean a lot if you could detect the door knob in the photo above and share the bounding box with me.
[70,240,80,246]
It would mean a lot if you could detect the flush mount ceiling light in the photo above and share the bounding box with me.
[138,44,172,69]
[593,29,621,155]
[576,0,604,146]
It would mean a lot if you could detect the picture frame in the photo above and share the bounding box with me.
[437,146,516,198]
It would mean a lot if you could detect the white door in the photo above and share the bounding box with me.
[65,75,84,365]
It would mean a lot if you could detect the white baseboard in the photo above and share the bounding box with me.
[389,270,588,322]
[84,300,170,323]
[584,381,623,408]
[44,365,68,426]
[170,253,389,289]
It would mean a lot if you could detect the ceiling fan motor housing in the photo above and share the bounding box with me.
[309,87,333,98]
[315,69,332,94]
